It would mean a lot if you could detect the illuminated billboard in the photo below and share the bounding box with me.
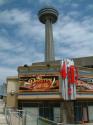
[76,69,93,93]
[18,74,59,92]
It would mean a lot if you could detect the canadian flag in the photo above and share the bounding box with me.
[68,88,72,95]
[60,61,67,79]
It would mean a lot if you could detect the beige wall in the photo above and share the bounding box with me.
[7,78,18,93]
[6,94,17,107]
[6,77,18,108]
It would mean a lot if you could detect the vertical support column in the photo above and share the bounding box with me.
[60,101,74,124]
[45,19,55,61]
[60,102,67,123]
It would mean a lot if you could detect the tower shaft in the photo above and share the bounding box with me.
[38,7,58,62]
[45,19,55,61]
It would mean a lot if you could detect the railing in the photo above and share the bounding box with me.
[37,116,62,125]
[5,108,24,125]
[5,108,63,125]
[5,108,93,125]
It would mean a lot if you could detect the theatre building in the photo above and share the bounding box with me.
[6,7,93,124]
[6,57,93,124]
[18,61,62,123]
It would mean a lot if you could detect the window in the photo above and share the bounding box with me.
[74,101,88,123]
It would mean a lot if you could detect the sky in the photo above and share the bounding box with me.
[0,0,93,83]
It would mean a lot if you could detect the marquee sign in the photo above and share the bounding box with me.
[19,74,59,92]
[77,80,93,92]
[76,70,93,92]
[18,59,78,100]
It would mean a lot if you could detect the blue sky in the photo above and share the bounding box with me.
[0,0,93,83]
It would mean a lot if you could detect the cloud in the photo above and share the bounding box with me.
[0,0,8,5]
[67,11,80,18]
[0,35,43,67]
[0,37,13,50]
[0,9,44,58]
[0,8,93,59]
[0,66,17,83]
[54,14,93,58]
[86,4,93,11]
[71,3,79,8]
[0,9,44,41]
[39,0,52,5]
[0,34,25,53]
[0,9,31,25]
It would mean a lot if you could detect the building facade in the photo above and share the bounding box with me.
[5,57,93,124]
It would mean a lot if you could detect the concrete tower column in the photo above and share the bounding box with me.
[38,7,58,62]
[45,19,54,61]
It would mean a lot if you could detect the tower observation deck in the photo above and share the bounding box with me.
[38,7,58,62]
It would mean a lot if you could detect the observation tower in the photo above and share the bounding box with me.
[38,7,58,62]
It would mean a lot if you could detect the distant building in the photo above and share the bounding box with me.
[73,56,93,67]
[0,84,4,98]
